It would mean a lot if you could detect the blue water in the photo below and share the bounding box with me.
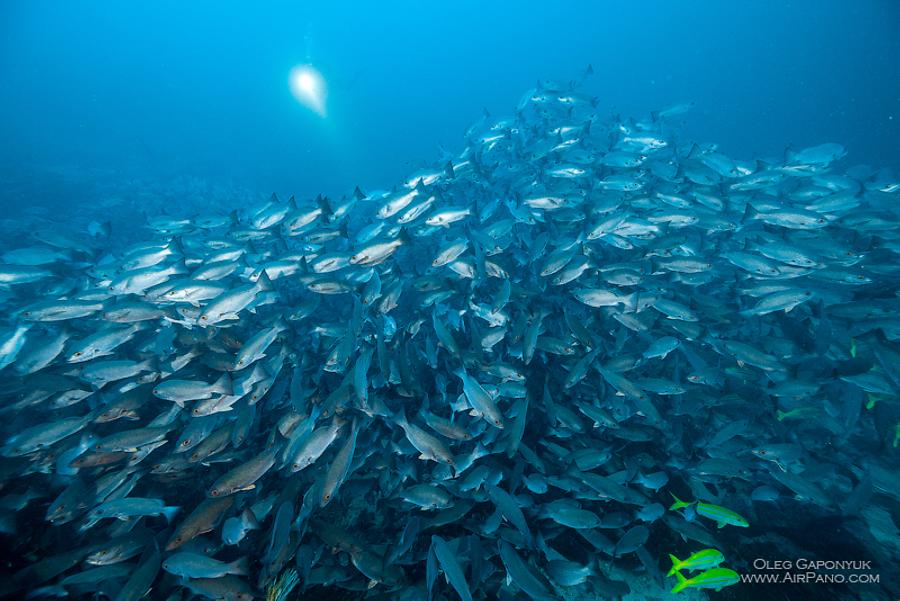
[1,3,899,601]
[2,1,898,200]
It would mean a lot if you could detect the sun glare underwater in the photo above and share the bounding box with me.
[289,65,327,117]
[0,2,899,601]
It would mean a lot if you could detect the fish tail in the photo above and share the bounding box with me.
[667,554,681,577]
[242,507,260,530]
[162,505,180,523]
[256,270,274,292]
[213,372,233,396]
[229,555,250,576]
[669,493,692,511]
[741,202,759,225]
[671,570,689,594]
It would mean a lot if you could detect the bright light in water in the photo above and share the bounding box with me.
[289,65,327,117]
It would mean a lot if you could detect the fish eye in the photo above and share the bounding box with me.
[757,449,767,455]
[74,352,82,357]
[201,316,208,321]
[181,440,190,447]
[210,489,219,497]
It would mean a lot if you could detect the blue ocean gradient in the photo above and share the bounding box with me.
[1,0,898,202]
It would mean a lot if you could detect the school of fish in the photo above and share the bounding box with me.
[1,76,899,600]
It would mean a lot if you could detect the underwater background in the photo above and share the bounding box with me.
[2,1,900,204]
[0,1,899,600]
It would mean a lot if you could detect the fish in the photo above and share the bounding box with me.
[0,324,30,370]
[400,484,452,510]
[198,274,273,325]
[82,497,179,531]
[153,373,233,406]
[183,575,256,601]
[162,552,249,579]
[671,567,740,594]
[287,416,345,472]
[454,367,505,428]
[669,495,749,528]
[222,507,262,545]
[114,543,161,601]
[667,548,725,576]
[320,420,359,507]
[2,415,92,457]
[430,536,473,601]
[0,74,898,601]
[80,358,157,389]
[498,540,556,601]
[395,413,456,469]
[207,449,277,497]
[166,496,234,551]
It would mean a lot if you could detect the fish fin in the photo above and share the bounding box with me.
[468,409,481,417]
[669,493,692,511]
[367,579,378,590]
[242,507,261,530]
[256,271,274,292]
[741,202,761,225]
[213,373,233,396]
[316,194,333,222]
[169,236,186,257]
[667,554,681,577]
[236,484,257,492]
[229,556,249,576]
[162,505,180,523]
[671,570,688,594]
